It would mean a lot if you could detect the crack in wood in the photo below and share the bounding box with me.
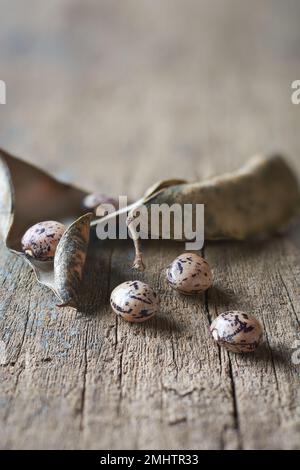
[278,271,300,328]
[79,330,88,432]
[227,357,242,450]
[261,317,282,407]
[116,348,124,417]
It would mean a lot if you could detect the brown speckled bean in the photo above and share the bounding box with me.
[166,252,213,294]
[110,280,159,323]
[210,311,263,353]
[21,221,65,261]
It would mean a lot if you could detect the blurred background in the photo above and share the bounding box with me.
[0,0,299,199]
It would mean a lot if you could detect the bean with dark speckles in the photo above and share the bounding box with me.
[110,280,159,323]
[22,221,66,261]
[166,252,213,295]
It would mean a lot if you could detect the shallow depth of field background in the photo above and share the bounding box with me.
[0,0,299,197]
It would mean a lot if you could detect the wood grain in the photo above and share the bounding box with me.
[0,0,300,449]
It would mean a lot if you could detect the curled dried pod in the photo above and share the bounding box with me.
[21,221,65,261]
[110,280,159,323]
[166,252,213,294]
[92,155,300,271]
[144,154,300,240]
[210,311,263,353]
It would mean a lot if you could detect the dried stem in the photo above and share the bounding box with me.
[90,198,143,227]
[91,197,146,270]
[126,211,145,271]
[90,184,179,271]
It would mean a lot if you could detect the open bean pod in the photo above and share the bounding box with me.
[0,148,92,308]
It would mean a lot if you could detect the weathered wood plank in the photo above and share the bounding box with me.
[206,235,300,449]
[0,0,300,450]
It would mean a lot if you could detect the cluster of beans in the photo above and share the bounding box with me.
[110,252,263,353]
[22,218,263,354]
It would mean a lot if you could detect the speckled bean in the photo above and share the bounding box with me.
[21,221,65,261]
[110,280,159,323]
[166,252,213,294]
[210,311,263,353]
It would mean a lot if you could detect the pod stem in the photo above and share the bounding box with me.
[91,197,146,270]
[126,211,145,271]
[90,198,144,227]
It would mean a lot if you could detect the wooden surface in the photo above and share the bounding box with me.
[0,0,300,450]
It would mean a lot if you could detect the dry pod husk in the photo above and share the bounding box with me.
[0,148,92,308]
[144,154,300,240]
[93,154,300,270]
[1,148,300,305]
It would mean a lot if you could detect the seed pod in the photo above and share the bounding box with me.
[146,154,300,240]
[21,221,65,261]
[110,280,159,323]
[93,155,300,271]
[166,252,213,294]
[210,311,263,353]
